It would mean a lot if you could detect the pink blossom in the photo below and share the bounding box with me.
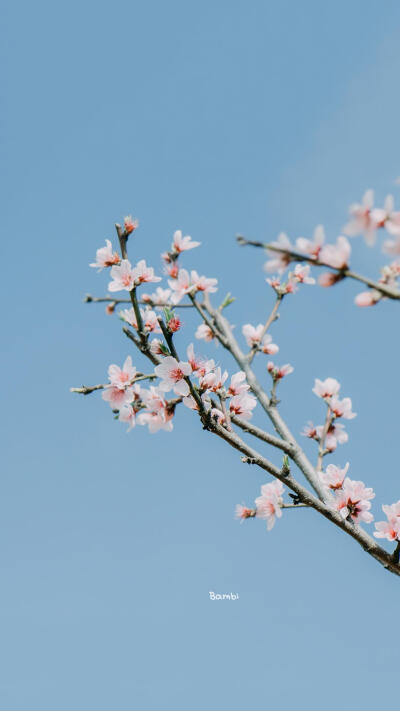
[120,307,161,333]
[260,334,279,355]
[108,259,135,292]
[242,323,264,347]
[150,338,166,356]
[292,264,315,285]
[182,394,199,410]
[102,385,136,410]
[229,392,257,419]
[107,355,136,388]
[195,323,214,342]
[255,480,284,530]
[354,290,381,307]
[383,236,400,257]
[186,343,204,374]
[374,501,400,541]
[119,404,138,431]
[90,240,121,270]
[371,195,400,236]
[320,462,349,490]
[330,397,356,420]
[165,262,179,279]
[343,189,376,245]
[142,287,172,306]
[190,270,218,294]
[235,504,256,520]
[227,371,249,396]
[334,478,375,523]
[318,272,343,288]
[210,407,226,424]
[296,225,325,258]
[313,377,341,400]
[316,422,348,451]
[154,356,192,396]
[167,315,182,333]
[264,233,293,274]
[124,215,139,234]
[267,362,294,379]
[319,236,351,269]
[137,387,174,433]
[132,259,161,285]
[172,230,201,253]
[200,366,228,393]
[302,421,317,439]
[168,268,191,304]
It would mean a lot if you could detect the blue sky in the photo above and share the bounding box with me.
[3,0,400,708]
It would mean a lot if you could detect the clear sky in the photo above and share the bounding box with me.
[3,0,400,708]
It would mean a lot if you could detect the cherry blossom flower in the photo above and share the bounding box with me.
[90,240,121,270]
[229,392,257,419]
[210,407,226,424]
[195,323,214,342]
[119,404,138,431]
[343,189,376,245]
[165,262,179,279]
[132,259,161,285]
[189,270,218,294]
[124,215,139,234]
[242,323,264,347]
[235,504,256,521]
[319,462,349,490]
[292,264,315,285]
[137,387,174,433]
[302,421,317,439]
[264,233,293,273]
[120,307,161,333]
[142,287,172,306]
[330,396,356,420]
[313,377,340,400]
[319,236,351,269]
[296,225,325,258]
[171,230,201,253]
[260,334,279,355]
[154,356,192,396]
[354,290,382,307]
[383,235,400,257]
[150,338,167,356]
[374,502,400,541]
[182,394,199,410]
[227,371,250,396]
[107,355,136,388]
[333,478,375,523]
[267,362,294,379]
[186,343,204,374]
[200,366,228,393]
[168,268,191,304]
[102,385,135,410]
[316,422,348,451]
[318,272,344,288]
[255,480,284,530]
[108,259,135,292]
[371,195,400,236]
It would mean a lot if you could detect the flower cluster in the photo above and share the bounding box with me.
[236,480,285,531]
[302,377,356,453]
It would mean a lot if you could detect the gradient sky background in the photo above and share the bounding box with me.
[3,0,400,708]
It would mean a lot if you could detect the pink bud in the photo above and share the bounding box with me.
[354,291,379,307]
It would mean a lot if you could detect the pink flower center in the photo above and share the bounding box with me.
[170,367,184,382]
